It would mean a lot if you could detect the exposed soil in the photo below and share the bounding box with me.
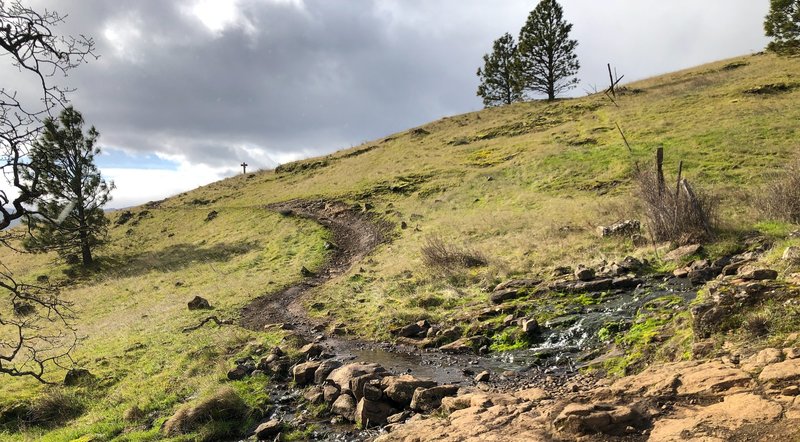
[240,199,390,334]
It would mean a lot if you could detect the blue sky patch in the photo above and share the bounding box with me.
[97,148,179,170]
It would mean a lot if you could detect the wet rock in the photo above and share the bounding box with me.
[520,318,539,336]
[574,266,595,281]
[356,398,398,428]
[597,220,640,237]
[382,375,438,407]
[314,360,342,384]
[64,368,94,386]
[254,419,283,440]
[611,276,642,289]
[331,393,357,422]
[663,244,702,261]
[552,278,614,294]
[410,385,459,412]
[292,361,322,386]
[474,371,490,383]
[618,256,644,272]
[327,362,386,395]
[439,336,491,354]
[187,296,212,310]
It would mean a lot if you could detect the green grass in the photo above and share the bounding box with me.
[2,52,800,440]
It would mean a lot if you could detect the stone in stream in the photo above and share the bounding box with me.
[381,375,438,407]
[323,381,341,403]
[314,360,342,384]
[355,398,398,428]
[331,393,357,422]
[351,373,385,402]
[520,318,539,336]
[299,343,325,360]
[410,385,459,412]
[475,371,491,383]
[254,419,283,440]
[439,336,491,354]
[304,386,324,404]
[327,363,386,395]
[292,361,322,386]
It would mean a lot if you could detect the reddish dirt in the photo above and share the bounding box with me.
[239,199,390,332]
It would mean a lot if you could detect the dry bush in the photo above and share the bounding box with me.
[744,314,770,338]
[758,159,800,223]
[163,387,249,437]
[421,236,487,274]
[635,168,717,244]
[26,389,84,428]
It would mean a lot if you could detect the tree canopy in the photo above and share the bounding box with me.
[24,106,113,268]
[765,0,800,55]
[476,33,524,107]
[518,0,580,101]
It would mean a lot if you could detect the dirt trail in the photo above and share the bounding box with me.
[240,199,389,333]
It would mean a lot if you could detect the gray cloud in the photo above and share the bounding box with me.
[13,0,770,170]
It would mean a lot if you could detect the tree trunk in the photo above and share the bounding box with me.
[77,205,93,267]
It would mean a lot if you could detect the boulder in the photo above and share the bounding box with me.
[554,403,646,436]
[574,266,595,281]
[474,371,491,383]
[663,244,702,261]
[292,361,322,386]
[254,419,283,440]
[737,265,779,281]
[493,279,542,292]
[351,373,385,402]
[489,288,525,304]
[597,220,641,237]
[323,382,341,403]
[314,360,342,384]
[327,363,386,395]
[299,343,325,360]
[227,365,250,381]
[520,318,539,336]
[355,398,398,428]
[393,320,430,338]
[410,385,459,412]
[741,348,783,373]
[759,358,800,384]
[363,379,384,402]
[187,296,212,310]
[381,375,438,407]
[331,393,357,422]
[64,368,94,386]
[439,336,491,354]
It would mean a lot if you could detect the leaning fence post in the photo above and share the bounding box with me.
[656,147,665,195]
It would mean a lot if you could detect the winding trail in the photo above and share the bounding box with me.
[240,199,389,335]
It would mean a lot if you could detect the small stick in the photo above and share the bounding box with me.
[182,316,233,333]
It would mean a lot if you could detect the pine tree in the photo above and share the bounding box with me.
[518,0,580,101]
[476,33,524,107]
[23,107,113,267]
[765,0,800,55]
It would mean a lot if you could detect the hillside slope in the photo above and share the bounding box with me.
[1,52,799,441]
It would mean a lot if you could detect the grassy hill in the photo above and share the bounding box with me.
[1,52,799,441]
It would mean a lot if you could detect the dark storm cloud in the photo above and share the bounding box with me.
[17,0,770,170]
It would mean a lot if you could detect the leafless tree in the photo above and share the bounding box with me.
[0,0,95,382]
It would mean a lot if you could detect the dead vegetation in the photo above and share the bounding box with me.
[162,387,250,439]
[757,158,800,223]
[421,236,487,274]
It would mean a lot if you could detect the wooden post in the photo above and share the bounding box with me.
[675,160,683,198]
[240,162,248,174]
[656,147,665,195]
[608,63,616,98]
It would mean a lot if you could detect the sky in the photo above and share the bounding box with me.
[3,0,770,209]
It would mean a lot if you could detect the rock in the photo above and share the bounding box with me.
[784,347,800,359]
[649,393,782,441]
[741,348,783,373]
[227,365,250,381]
[187,296,212,310]
[475,371,490,383]
[299,343,325,360]
[611,360,752,397]
[574,266,595,281]
[597,220,640,237]
[722,259,751,276]
[386,410,412,424]
[618,256,644,272]
[783,246,800,263]
[439,336,491,354]
[382,375,438,407]
[691,302,730,339]
[304,386,324,404]
[673,267,689,278]
[314,360,342,384]
[737,265,779,281]
[489,288,525,304]
[493,279,542,292]
[300,266,315,277]
[363,379,384,402]
[351,373,385,402]
[552,266,572,277]
[355,398,398,428]
[204,210,218,222]
[782,385,800,396]
[64,368,94,386]
[331,394,357,422]
[254,419,283,440]
[393,321,429,338]
[551,278,614,294]
[502,314,516,326]
[759,358,800,384]
[520,318,539,335]
[327,363,386,395]
[410,385,459,412]
[292,361,322,386]
[554,403,645,436]
[663,244,702,261]
[323,382,341,403]
[611,276,642,289]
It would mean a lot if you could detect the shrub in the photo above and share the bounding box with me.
[758,159,800,223]
[421,236,487,274]
[635,168,717,244]
[26,389,85,428]
[163,387,250,440]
